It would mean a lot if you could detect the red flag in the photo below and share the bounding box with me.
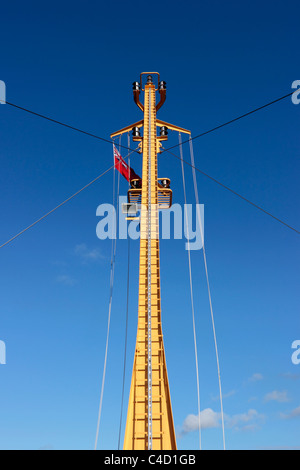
[113,145,140,182]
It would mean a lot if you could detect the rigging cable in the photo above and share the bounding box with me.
[118,132,131,450]
[163,147,300,236]
[1,99,138,155]
[1,90,295,155]
[0,148,138,250]
[188,135,226,450]
[1,91,298,237]
[178,133,202,450]
[94,138,121,450]
[161,90,296,154]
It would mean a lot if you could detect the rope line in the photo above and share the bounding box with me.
[118,132,131,449]
[94,139,120,450]
[2,100,138,155]
[163,148,300,235]
[188,136,226,450]
[0,166,112,250]
[0,148,137,250]
[1,90,294,156]
[161,90,295,154]
[2,92,298,236]
[179,133,202,450]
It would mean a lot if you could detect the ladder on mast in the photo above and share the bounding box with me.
[111,72,190,450]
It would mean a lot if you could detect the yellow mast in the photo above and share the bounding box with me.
[111,73,190,450]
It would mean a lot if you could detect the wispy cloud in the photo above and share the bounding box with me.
[227,409,265,432]
[280,406,300,420]
[55,274,77,286]
[248,373,263,383]
[264,390,289,403]
[179,408,221,437]
[281,372,300,381]
[248,396,258,403]
[178,407,265,437]
[211,390,236,401]
[74,243,104,263]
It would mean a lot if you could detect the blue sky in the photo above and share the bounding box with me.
[0,0,299,450]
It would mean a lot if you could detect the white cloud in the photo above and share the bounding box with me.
[281,372,300,381]
[181,409,221,435]
[280,406,300,420]
[179,407,265,437]
[248,373,263,383]
[248,396,258,403]
[75,243,104,262]
[264,390,289,403]
[211,390,236,401]
[227,409,265,431]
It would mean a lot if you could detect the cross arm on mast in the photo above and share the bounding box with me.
[156,119,191,135]
[110,120,144,139]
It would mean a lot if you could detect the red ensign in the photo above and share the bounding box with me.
[113,145,140,182]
